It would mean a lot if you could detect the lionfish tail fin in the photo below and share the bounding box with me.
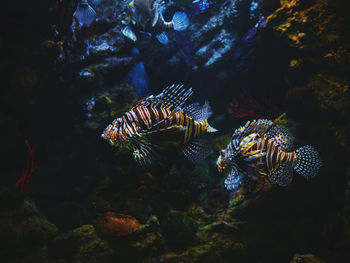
[292,145,322,179]
[183,137,211,163]
[172,12,190,31]
[207,123,218,133]
[74,3,96,25]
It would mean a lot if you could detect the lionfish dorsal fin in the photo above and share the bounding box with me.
[183,101,212,123]
[268,163,293,186]
[156,84,193,111]
[264,125,294,151]
[131,94,158,108]
[132,85,193,111]
[183,136,211,163]
[231,119,274,140]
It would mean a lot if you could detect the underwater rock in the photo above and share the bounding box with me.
[194,29,236,67]
[161,209,198,247]
[48,224,113,262]
[0,193,58,262]
[71,224,113,263]
[290,254,326,263]
[128,215,167,258]
[212,135,230,153]
[94,211,140,237]
[124,61,150,97]
[84,83,138,131]
[202,188,230,213]
[264,0,350,153]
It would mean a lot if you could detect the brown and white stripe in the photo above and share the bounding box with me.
[252,137,295,172]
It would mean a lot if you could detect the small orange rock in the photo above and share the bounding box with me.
[94,211,139,237]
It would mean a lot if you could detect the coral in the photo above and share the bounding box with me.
[266,0,342,49]
[15,139,50,193]
[15,139,38,193]
[228,88,282,120]
[94,211,140,237]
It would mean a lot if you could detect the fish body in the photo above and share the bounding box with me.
[217,119,322,192]
[123,0,189,44]
[102,84,217,167]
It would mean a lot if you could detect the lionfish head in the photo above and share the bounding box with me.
[216,150,226,172]
[101,118,129,147]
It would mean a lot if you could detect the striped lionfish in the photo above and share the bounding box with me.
[122,0,190,44]
[101,84,217,167]
[216,119,322,193]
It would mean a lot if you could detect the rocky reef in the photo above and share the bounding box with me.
[1,0,350,262]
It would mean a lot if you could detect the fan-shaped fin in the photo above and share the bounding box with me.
[265,125,294,151]
[132,84,193,112]
[268,163,293,186]
[183,136,211,163]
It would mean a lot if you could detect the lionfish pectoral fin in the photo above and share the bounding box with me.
[132,141,164,168]
[265,125,295,151]
[130,135,160,167]
[183,136,211,163]
[224,169,242,191]
[133,147,152,168]
[268,163,293,186]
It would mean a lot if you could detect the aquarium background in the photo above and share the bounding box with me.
[1,0,350,262]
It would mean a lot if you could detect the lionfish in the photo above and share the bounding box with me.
[216,119,322,193]
[102,84,217,167]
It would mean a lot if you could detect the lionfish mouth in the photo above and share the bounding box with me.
[101,124,117,145]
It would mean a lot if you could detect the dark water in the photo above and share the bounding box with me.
[1,0,350,262]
